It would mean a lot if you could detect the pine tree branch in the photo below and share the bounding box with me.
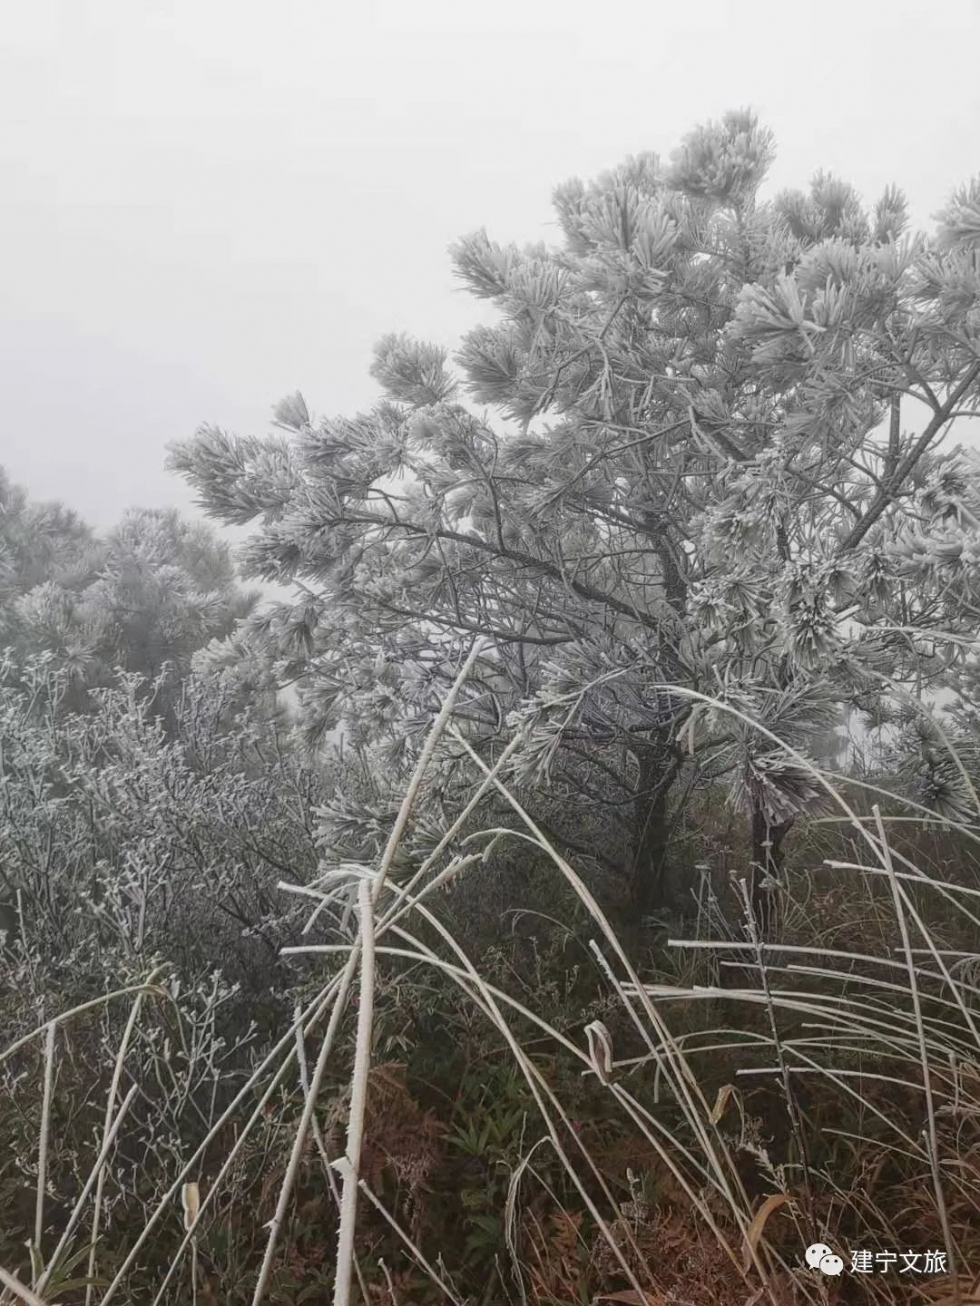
[839,362,980,553]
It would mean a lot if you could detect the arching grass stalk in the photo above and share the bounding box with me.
[0,1267,54,1306]
[358,1180,464,1306]
[110,979,342,1306]
[291,1005,371,1306]
[331,880,376,1306]
[286,878,660,1300]
[34,1084,139,1300]
[84,968,165,1306]
[250,639,487,1306]
[873,805,960,1304]
[0,977,169,1306]
[0,983,170,1066]
[443,727,807,1301]
[246,949,359,1306]
[34,1023,56,1259]
[735,874,814,1233]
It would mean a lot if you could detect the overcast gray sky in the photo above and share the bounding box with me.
[2,0,979,529]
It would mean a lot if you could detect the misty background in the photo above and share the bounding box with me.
[2,0,979,535]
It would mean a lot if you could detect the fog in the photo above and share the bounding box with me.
[1,0,978,527]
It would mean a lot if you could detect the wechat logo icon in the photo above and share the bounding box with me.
[805,1243,844,1276]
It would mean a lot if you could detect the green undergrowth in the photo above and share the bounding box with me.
[3,773,980,1306]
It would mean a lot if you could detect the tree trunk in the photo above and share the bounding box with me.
[628,513,687,918]
[749,810,794,936]
[629,734,681,917]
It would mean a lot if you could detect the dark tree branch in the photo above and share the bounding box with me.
[839,362,980,553]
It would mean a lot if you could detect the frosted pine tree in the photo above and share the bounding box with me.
[1,484,259,726]
[171,113,980,919]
